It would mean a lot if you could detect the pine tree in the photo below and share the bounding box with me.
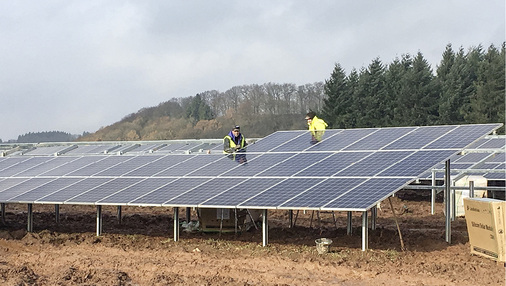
[322,63,348,128]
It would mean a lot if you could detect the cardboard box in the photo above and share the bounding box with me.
[463,198,505,262]
[198,208,247,232]
[454,175,487,217]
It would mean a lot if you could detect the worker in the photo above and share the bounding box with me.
[224,125,248,163]
[305,111,328,144]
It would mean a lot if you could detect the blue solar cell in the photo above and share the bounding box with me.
[186,155,256,176]
[0,157,55,177]
[163,177,247,206]
[36,177,113,204]
[98,178,176,204]
[14,157,78,177]
[0,178,55,202]
[9,178,83,203]
[477,138,505,149]
[94,155,163,176]
[65,156,132,176]
[343,127,416,150]
[268,130,344,152]
[257,153,331,177]
[294,152,371,177]
[123,155,192,176]
[200,178,284,207]
[322,178,410,210]
[486,153,505,163]
[279,178,366,209]
[220,153,294,177]
[245,131,306,152]
[379,150,457,176]
[0,157,31,173]
[384,125,456,150]
[0,178,30,192]
[42,156,107,176]
[307,128,377,151]
[129,178,210,206]
[335,151,412,177]
[66,177,144,203]
[154,155,220,176]
[239,178,322,208]
[453,153,491,163]
[424,124,502,149]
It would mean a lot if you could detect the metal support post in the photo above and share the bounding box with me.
[347,211,352,235]
[0,203,5,225]
[262,209,268,246]
[173,207,179,242]
[96,205,102,236]
[431,170,436,215]
[186,207,191,223]
[288,210,293,228]
[55,205,60,224]
[371,206,377,230]
[444,160,451,244]
[361,211,368,251]
[469,181,474,198]
[27,204,33,232]
[117,206,122,224]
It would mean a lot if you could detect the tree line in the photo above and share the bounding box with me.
[322,43,505,131]
[66,43,505,141]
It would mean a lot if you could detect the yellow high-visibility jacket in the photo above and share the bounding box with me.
[308,116,328,142]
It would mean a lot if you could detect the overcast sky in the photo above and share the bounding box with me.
[1,1,504,141]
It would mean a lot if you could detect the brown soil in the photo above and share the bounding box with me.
[0,197,504,285]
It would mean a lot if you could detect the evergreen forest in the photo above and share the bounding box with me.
[26,43,506,142]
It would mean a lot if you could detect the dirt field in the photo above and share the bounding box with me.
[0,196,504,285]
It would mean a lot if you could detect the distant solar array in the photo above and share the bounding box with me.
[0,124,501,212]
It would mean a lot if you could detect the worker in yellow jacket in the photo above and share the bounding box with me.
[305,111,328,144]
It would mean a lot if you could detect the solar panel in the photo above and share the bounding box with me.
[128,178,210,206]
[424,124,503,149]
[9,178,84,203]
[383,125,455,150]
[0,157,55,177]
[41,156,107,176]
[200,178,284,208]
[343,127,416,150]
[65,156,132,176]
[14,157,78,177]
[219,153,294,177]
[35,177,113,204]
[294,152,371,177]
[93,155,162,176]
[335,151,412,177]
[379,150,457,176]
[0,157,31,173]
[0,178,32,195]
[153,155,219,177]
[163,177,248,207]
[246,131,306,152]
[0,178,55,202]
[238,178,323,209]
[97,178,177,205]
[123,155,192,176]
[321,178,411,210]
[256,153,331,177]
[66,177,144,204]
[279,178,366,209]
[186,154,257,176]
[308,128,377,151]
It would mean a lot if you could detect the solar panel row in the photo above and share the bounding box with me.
[0,123,501,212]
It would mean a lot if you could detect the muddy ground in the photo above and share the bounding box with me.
[0,196,504,285]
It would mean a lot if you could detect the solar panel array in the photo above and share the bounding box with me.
[0,124,501,211]
[418,135,505,180]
